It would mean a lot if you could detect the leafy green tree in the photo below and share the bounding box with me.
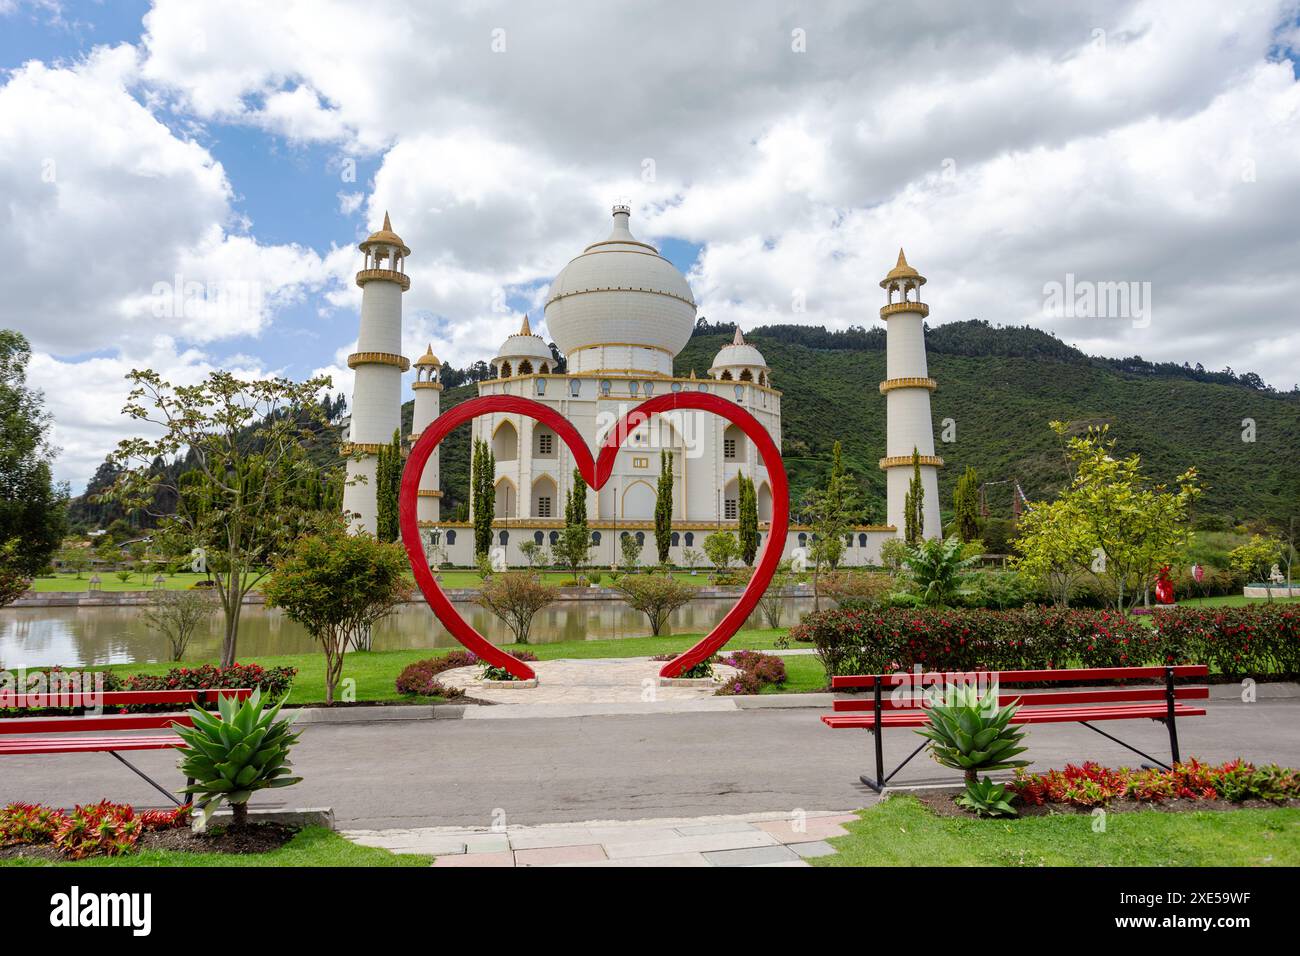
[904,447,924,545]
[619,532,641,572]
[1015,422,1199,612]
[518,539,547,570]
[0,330,68,576]
[952,466,980,543]
[375,429,402,543]
[1013,498,1092,606]
[902,535,979,606]
[615,572,695,635]
[703,531,738,574]
[476,571,557,644]
[0,539,32,607]
[655,450,673,565]
[262,518,411,704]
[1229,534,1283,600]
[471,437,495,559]
[738,472,759,566]
[555,468,591,581]
[106,369,336,667]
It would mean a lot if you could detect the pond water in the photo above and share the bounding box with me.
[0,597,821,669]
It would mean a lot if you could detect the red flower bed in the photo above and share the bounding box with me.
[1,801,190,859]
[1009,759,1300,807]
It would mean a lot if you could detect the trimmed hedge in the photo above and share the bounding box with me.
[789,604,1299,679]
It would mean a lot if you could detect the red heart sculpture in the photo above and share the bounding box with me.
[399,392,789,680]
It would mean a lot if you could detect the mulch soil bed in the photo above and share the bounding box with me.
[0,822,298,861]
[913,788,1300,818]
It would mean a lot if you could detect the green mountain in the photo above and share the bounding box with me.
[418,320,1300,526]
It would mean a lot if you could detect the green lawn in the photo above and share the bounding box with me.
[97,627,806,705]
[29,572,219,593]
[1174,593,1300,608]
[813,795,1300,867]
[0,826,430,867]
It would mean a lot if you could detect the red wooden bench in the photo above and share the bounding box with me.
[821,666,1208,792]
[0,689,253,805]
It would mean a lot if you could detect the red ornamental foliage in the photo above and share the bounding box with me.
[0,801,191,857]
[790,604,1300,678]
[1009,759,1300,807]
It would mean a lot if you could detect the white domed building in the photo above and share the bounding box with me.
[343,205,931,565]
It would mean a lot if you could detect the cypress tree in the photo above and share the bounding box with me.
[375,429,401,542]
[904,447,924,544]
[654,451,673,565]
[953,465,981,542]
[738,472,759,565]
[471,438,495,558]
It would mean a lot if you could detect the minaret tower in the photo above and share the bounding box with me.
[878,249,942,539]
[341,212,411,534]
[410,344,442,524]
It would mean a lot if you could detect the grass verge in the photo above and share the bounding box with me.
[812,795,1300,866]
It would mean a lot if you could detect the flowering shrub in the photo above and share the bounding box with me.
[789,604,1298,678]
[395,651,480,696]
[120,663,297,701]
[715,650,787,696]
[1010,759,1300,807]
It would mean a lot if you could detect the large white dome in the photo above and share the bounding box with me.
[544,205,696,372]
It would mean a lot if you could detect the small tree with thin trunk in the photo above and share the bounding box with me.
[476,571,557,644]
[141,589,216,661]
[738,472,759,566]
[471,437,496,560]
[262,519,411,705]
[703,531,738,576]
[615,573,696,636]
[556,467,591,582]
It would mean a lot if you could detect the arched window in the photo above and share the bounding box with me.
[798,532,808,547]
[759,371,767,387]
[671,382,682,393]
[518,360,533,375]
[684,532,694,547]
[630,381,640,396]
[446,530,456,545]
[734,384,744,402]
[635,531,645,546]
[643,381,655,396]
[533,531,544,545]
[720,370,733,381]
[620,531,630,542]
[670,532,680,547]
[600,379,612,396]
[739,369,753,382]
[549,531,559,546]
[569,379,581,397]
[498,530,509,546]
[723,423,744,462]
[493,420,518,462]
[535,378,547,396]
[539,363,550,374]
[697,382,709,392]
[591,531,601,545]
[500,361,512,378]
[858,533,868,547]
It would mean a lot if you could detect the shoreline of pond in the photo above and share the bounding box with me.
[9,583,819,609]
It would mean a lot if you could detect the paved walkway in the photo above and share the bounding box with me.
[5,697,1295,829]
[439,656,740,704]
[345,810,857,867]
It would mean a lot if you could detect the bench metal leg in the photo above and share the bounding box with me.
[861,731,928,792]
[1077,722,1171,771]
[107,751,182,806]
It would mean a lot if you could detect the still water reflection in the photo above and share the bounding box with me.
[0,598,820,669]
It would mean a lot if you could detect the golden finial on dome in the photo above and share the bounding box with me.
[359,210,410,256]
[413,343,440,367]
[519,314,533,336]
[732,326,745,346]
[881,247,925,288]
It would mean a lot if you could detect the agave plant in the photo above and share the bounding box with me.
[956,777,1019,818]
[917,682,1030,784]
[174,689,302,827]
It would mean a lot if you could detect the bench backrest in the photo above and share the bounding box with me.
[831,666,1208,714]
[1,688,254,710]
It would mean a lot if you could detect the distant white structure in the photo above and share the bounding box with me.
[340,213,412,534]
[341,206,943,564]
[878,249,943,539]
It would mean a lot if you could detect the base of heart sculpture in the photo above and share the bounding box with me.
[399,392,789,680]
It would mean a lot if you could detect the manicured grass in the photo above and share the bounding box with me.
[98,628,804,706]
[0,826,430,867]
[812,795,1300,867]
[28,572,219,593]
[763,653,829,694]
[1174,593,1300,608]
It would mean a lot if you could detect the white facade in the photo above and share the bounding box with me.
[342,207,940,565]
[341,213,411,534]
[878,250,942,539]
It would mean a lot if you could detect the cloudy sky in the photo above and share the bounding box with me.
[2,0,1298,492]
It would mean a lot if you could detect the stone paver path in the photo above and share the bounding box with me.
[438,656,739,705]
[345,809,858,867]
